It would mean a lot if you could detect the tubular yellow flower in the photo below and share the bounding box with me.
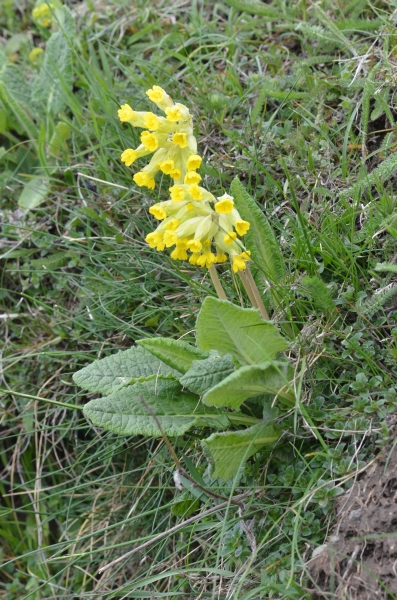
[149,204,167,220]
[186,239,203,253]
[224,231,237,245]
[215,196,234,214]
[197,251,217,268]
[173,133,188,148]
[170,185,185,202]
[159,160,174,174]
[141,131,159,152]
[143,112,160,130]
[235,220,250,236]
[146,86,174,110]
[184,171,202,185]
[188,184,203,201]
[118,104,135,122]
[232,251,251,273]
[165,103,189,122]
[133,172,155,189]
[146,232,165,251]
[187,154,202,171]
[28,47,44,64]
[170,168,182,180]
[120,149,137,167]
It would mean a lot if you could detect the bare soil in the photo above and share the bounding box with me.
[308,435,397,599]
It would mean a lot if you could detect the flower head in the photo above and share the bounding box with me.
[118,87,202,187]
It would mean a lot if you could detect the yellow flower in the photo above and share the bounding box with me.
[197,251,216,268]
[232,251,251,273]
[146,85,174,110]
[170,168,182,180]
[163,230,179,247]
[224,231,237,245]
[118,104,136,122]
[149,204,167,220]
[120,148,137,167]
[235,220,250,236]
[133,172,155,189]
[159,160,174,174]
[146,232,165,251]
[143,112,160,130]
[188,184,203,201]
[171,238,189,261]
[187,154,202,170]
[165,103,189,122]
[170,185,185,202]
[173,133,188,148]
[141,131,159,152]
[186,239,202,253]
[215,253,227,263]
[215,197,234,214]
[184,171,202,185]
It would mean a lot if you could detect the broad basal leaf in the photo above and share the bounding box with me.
[196,297,287,366]
[137,338,209,374]
[202,362,295,409]
[179,353,235,395]
[83,377,229,437]
[18,177,50,211]
[202,422,280,480]
[231,177,285,282]
[73,345,180,394]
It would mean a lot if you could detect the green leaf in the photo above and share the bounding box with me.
[73,345,180,394]
[31,7,75,116]
[223,0,280,18]
[0,61,38,139]
[231,177,285,282]
[202,362,295,409]
[202,422,280,480]
[196,297,287,366]
[18,177,50,211]
[48,121,71,157]
[137,338,209,374]
[83,378,229,437]
[179,353,235,395]
[171,497,200,517]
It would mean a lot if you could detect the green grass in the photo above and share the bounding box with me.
[2,0,397,598]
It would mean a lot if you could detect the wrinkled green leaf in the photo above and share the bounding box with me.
[73,345,180,394]
[202,422,280,480]
[83,378,229,437]
[231,177,285,282]
[137,338,209,374]
[18,177,50,211]
[179,353,235,395]
[202,361,295,409]
[171,496,200,517]
[196,297,287,366]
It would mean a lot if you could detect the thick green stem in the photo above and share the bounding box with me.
[209,265,227,300]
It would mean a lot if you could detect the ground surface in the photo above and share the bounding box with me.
[2,0,397,598]
[309,418,397,599]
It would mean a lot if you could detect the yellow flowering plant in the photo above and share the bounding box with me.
[74,85,294,484]
[117,85,258,298]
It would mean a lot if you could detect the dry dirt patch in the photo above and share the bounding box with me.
[308,439,397,599]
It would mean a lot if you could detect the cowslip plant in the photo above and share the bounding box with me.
[74,297,295,480]
[73,85,295,480]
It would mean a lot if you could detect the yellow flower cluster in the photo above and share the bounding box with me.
[118,85,201,190]
[118,86,251,272]
[32,3,55,27]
